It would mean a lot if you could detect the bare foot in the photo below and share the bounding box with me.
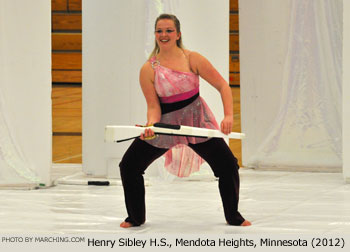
[120,221,133,228]
[241,220,252,226]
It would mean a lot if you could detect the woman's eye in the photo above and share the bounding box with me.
[155,29,175,34]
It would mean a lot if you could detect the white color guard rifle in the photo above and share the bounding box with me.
[104,123,245,143]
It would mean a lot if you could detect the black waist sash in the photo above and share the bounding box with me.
[160,92,199,115]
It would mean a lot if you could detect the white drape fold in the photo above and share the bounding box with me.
[0,0,51,187]
[247,0,342,171]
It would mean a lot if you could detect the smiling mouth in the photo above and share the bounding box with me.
[160,39,170,43]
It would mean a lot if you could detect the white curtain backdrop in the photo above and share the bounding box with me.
[0,0,52,187]
[241,0,342,171]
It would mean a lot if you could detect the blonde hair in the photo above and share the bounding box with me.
[148,14,185,59]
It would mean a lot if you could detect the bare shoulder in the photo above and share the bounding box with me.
[186,50,198,57]
[186,50,208,74]
[140,61,154,80]
[140,61,153,73]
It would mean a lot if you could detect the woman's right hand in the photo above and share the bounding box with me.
[139,124,156,140]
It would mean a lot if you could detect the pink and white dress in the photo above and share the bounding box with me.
[146,56,220,177]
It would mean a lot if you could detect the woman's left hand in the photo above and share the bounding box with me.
[220,115,233,135]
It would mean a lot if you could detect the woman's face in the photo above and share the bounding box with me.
[155,19,180,50]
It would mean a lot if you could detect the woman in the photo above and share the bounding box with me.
[119,14,251,228]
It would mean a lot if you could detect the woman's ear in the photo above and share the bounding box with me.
[177,32,181,40]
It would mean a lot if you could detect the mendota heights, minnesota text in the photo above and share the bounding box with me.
[86,237,345,249]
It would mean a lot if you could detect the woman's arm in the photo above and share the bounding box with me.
[139,62,161,138]
[189,52,233,135]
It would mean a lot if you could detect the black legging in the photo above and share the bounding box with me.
[119,137,245,226]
